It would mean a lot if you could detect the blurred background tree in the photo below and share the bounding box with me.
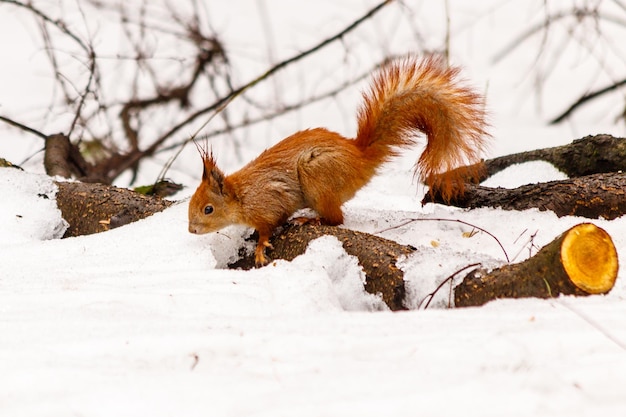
[1,0,625,189]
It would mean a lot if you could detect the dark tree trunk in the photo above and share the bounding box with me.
[44,134,91,179]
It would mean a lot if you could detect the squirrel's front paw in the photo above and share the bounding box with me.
[254,240,274,267]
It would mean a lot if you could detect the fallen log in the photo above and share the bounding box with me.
[454,223,619,307]
[228,223,618,311]
[437,134,626,184]
[425,135,626,219]
[423,171,626,220]
[229,224,413,311]
[482,134,626,179]
[51,183,619,312]
[55,181,174,237]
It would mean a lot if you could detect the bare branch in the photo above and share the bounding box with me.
[158,60,378,155]
[2,0,395,185]
[550,77,626,123]
[1,0,90,54]
[0,115,48,140]
[115,0,395,179]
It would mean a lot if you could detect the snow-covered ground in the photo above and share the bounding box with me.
[2,1,626,416]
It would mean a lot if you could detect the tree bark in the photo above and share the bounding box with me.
[44,134,93,180]
[443,134,626,183]
[55,181,174,237]
[454,223,619,307]
[229,224,413,311]
[426,134,626,217]
[424,171,626,220]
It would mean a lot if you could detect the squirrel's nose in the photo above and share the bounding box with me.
[188,224,198,234]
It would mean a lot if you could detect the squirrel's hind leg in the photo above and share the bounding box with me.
[310,197,344,226]
[299,179,345,226]
[297,148,348,226]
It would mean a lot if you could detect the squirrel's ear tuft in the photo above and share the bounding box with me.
[202,151,225,193]
[191,138,216,182]
[201,151,214,180]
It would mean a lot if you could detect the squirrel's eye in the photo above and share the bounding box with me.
[204,205,214,215]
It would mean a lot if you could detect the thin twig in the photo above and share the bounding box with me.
[157,60,379,155]
[188,0,394,141]
[2,0,394,185]
[550,77,626,124]
[112,0,394,179]
[420,262,482,309]
[145,0,394,154]
[66,0,99,138]
[68,49,97,137]
[556,299,626,352]
[0,115,48,140]
[1,0,90,53]
[377,217,510,262]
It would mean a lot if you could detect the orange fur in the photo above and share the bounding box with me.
[188,55,490,265]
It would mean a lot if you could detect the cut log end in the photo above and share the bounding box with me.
[561,223,618,294]
[454,222,619,307]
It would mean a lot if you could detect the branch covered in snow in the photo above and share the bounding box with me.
[424,135,626,220]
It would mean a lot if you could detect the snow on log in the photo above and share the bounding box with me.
[454,223,619,307]
[229,223,413,311]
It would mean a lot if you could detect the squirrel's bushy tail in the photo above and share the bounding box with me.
[355,55,489,201]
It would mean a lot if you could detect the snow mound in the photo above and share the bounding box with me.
[290,236,389,311]
[0,168,68,244]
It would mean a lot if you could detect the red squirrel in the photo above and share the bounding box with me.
[188,55,489,266]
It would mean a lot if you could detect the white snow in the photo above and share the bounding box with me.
[2,1,626,416]
[3,156,626,416]
[0,169,68,244]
